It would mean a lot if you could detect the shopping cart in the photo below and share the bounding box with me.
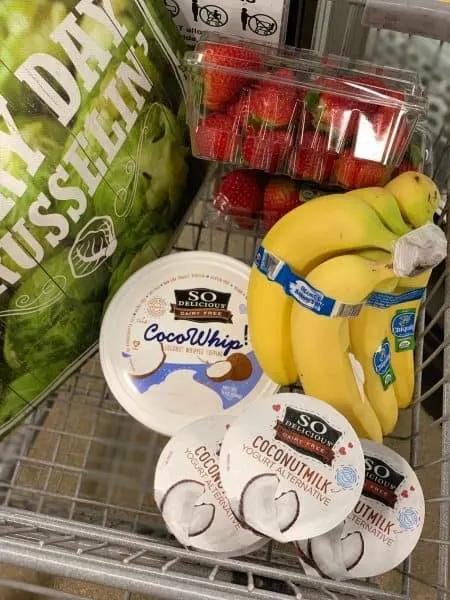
[0,2,448,599]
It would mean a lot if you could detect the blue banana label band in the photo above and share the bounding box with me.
[254,245,426,318]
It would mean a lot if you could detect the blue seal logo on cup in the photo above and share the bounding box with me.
[336,466,358,489]
[398,507,420,531]
[391,311,415,338]
[373,340,391,375]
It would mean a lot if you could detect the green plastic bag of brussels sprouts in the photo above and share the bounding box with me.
[0,0,196,435]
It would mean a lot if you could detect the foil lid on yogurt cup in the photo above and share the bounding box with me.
[154,415,267,557]
[219,393,365,543]
[100,251,278,436]
[296,439,425,580]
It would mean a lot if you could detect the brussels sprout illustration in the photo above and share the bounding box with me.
[69,217,117,279]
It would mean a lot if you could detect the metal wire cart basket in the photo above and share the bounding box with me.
[0,2,449,599]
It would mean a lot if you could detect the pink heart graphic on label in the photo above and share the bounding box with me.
[410,485,415,491]
[339,447,347,455]
[401,490,409,498]
[133,340,141,349]
[272,404,281,412]
[348,442,354,448]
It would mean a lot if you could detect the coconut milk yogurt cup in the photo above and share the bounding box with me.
[154,415,267,557]
[296,439,425,580]
[219,393,365,543]
[100,251,278,436]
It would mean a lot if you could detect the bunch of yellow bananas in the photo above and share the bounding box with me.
[247,172,442,441]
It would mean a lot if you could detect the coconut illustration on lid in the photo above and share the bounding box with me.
[341,532,364,570]
[206,353,253,383]
[154,415,268,557]
[100,251,278,436]
[129,341,166,379]
[237,473,300,539]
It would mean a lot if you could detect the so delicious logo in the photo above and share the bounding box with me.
[363,455,405,508]
[170,288,233,324]
[274,407,342,466]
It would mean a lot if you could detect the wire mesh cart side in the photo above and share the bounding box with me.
[0,4,449,600]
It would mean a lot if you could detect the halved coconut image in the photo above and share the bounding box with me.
[228,505,257,533]
[160,479,206,543]
[238,473,284,541]
[206,352,252,383]
[296,541,327,578]
[130,341,166,379]
[275,490,300,533]
[308,527,349,580]
[206,360,233,383]
[239,475,300,541]
[341,531,364,570]
[188,503,216,537]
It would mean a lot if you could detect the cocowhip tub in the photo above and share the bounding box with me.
[100,251,278,436]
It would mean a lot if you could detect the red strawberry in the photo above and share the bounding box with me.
[374,110,409,157]
[249,68,300,128]
[194,113,237,161]
[352,76,405,101]
[348,75,388,107]
[214,170,262,229]
[351,110,409,164]
[300,108,315,131]
[346,76,405,116]
[307,77,358,147]
[263,177,300,231]
[202,43,263,110]
[226,91,250,129]
[334,149,390,189]
[243,127,293,172]
[290,131,336,183]
[348,75,385,89]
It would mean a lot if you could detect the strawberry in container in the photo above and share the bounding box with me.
[289,130,337,184]
[304,75,407,189]
[213,170,301,231]
[184,34,426,190]
[289,75,360,186]
[241,68,301,173]
[185,37,303,171]
[189,40,264,162]
[393,122,432,176]
[333,149,392,189]
[305,76,361,151]
[213,169,263,228]
[263,177,303,231]
[334,77,424,189]
[201,42,263,110]
[212,166,326,232]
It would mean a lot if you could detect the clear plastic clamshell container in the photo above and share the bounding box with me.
[184,34,427,190]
